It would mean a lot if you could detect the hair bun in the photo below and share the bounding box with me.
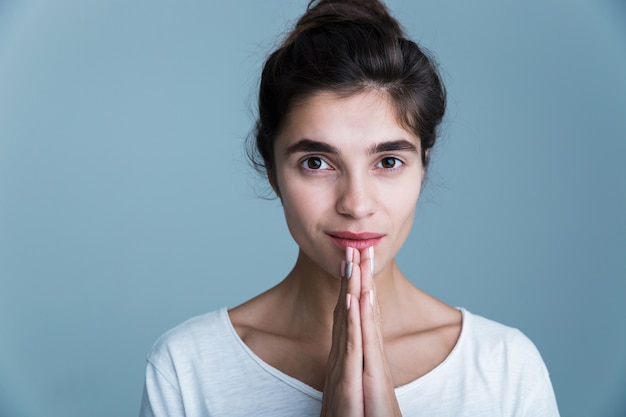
[251,0,446,180]
[297,0,404,38]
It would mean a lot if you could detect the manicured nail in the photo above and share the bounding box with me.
[344,262,353,279]
[346,246,354,262]
[346,293,351,310]
[368,246,375,275]
[341,260,353,279]
[369,289,374,307]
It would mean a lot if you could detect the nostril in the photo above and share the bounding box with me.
[335,183,375,219]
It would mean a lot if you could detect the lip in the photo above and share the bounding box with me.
[327,231,385,250]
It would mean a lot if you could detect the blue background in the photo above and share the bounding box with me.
[1,1,624,416]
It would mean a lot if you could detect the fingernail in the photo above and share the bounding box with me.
[346,293,351,310]
[344,262,353,279]
[346,246,354,262]
[369,246,375,275]
[369,289,374,307]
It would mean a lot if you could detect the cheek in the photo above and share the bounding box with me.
[386,179,421,237]
[388,175,422,210]
[279,180,326,234]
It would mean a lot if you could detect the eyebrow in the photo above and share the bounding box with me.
[369,139,418,154]
[284,138,418,156]
[285,139,340,155]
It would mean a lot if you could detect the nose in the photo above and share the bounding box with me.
[335,173,376,220]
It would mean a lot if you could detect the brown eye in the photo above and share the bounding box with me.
[380,157,398,169]
[307,158,322,169]
[301,157,329,170]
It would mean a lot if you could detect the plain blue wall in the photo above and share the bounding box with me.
[1,1,624,416]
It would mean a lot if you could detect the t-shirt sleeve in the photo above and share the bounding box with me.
[511,330,560,417]
[520,350,560,417]
[139,359,185,417]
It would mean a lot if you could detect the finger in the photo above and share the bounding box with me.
[359,246,382,345]
[360,247,386,376]
[360,286,386,376]
[330,247,363,378]
[338,257,349,305]
[344,247,363,381]
[321,247,366,417]
[344,293,363,379]
[328,251,350,377]
[323,288,364,416]
[333,248,350,329]
[334,247,354,338]
[360,246,375,296]
[357,248,401,416]
[328,296,362,371]
[344,247,361,300]
[361,288,402,417]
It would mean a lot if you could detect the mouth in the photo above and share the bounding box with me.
[326,231,385,250]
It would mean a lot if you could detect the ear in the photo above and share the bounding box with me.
[423,148,430,175]
[268,170,281,199]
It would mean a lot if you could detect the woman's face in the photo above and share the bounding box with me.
[273,90,424,278]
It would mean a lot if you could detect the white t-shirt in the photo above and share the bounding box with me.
[139,308,559,417]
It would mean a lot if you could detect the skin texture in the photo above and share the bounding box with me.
[229,90,462,416]
[273,90,423,283]
[321,245,402,417]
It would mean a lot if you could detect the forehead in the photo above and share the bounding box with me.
[276,90,419,149]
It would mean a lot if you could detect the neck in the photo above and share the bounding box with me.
[278,250,338,335]
[276,249,410,338]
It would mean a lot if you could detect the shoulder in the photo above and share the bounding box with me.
[146,308,232,367]
[462,310,541,353]
[450,310,560,415]
[458,309,550,380]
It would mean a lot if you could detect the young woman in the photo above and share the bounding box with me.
[139,1,560,416]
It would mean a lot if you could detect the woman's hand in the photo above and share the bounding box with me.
[320,247,402,417]
[320,247,364,417]
[359,247,402,417]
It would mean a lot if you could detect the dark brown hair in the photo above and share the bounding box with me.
[249,0,446,185]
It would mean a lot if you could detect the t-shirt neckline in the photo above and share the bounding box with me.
[220,306,468,399]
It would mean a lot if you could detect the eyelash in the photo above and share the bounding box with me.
[300,156,331,171]
[298,156,405,172]
[376,157,404,171]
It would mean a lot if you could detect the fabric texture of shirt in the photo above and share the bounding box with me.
[139,307,560,417]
